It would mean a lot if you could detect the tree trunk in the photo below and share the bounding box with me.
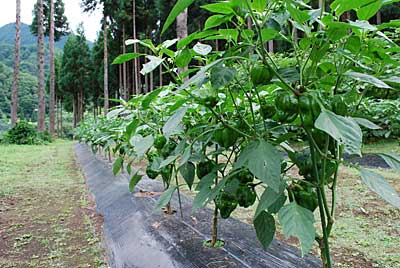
[79,88,84,123]
[11,0,21,127]
[376,11,382,25]
[49,0,55,135]
[122,24,128,100]
[37,0,46,132]
[176,8,188,77]
[60,100,63,136]
[133,0,140,94]
[103,14,109,114]
[72,95,77,128]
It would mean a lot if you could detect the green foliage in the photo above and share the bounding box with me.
[76,1,400,267]
[359,98,400,139]
[3,120,38,145]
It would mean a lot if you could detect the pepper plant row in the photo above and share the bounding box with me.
[76,0,400,267]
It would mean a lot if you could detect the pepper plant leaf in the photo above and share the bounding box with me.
[278,202,316,255]
[378,153,400,173]
[254,211,276,250]
[129,172,143,193]
[161,0,195,34]
[154,186,177,211]
[163,106,188,138]
[360,168,400,209]
[315,110,363,156]
[235,139,283,193]
[113,157,124,176]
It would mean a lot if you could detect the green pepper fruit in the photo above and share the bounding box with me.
[332,95,348,116]
[161,166,172,182]
[260,103,276,119]
[251,65,272,86]
[236,186,257,208]
[293,187,318,212]
[161,141,177,158]
[154,134,167,150]
[146,151,158,162]
[196,160,215,179]
[146,163,159,179]
[275,92,298,114]
[212,128,238,148]
[235,169,254,184]
[202,95,219,108]
[298,94,321,128]
[216,192,238,219]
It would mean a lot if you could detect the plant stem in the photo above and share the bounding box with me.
[309,143,333,268]
[210,202,219,246]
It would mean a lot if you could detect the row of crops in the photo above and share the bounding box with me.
[76,0,400,267]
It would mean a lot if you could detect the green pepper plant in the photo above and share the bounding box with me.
[77,0,400,267]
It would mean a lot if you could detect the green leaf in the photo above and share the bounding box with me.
[176,48,193,68]
[315,111,363,156]
[254,211,275,250]
[357,0,383,20]
[235,140,283,193]
[140,56,164,75]
[218,29,239,43]
[344,71,391,89]
[379,153,400,173]
[354,118,381,130]
[261,29,278,41]
[278,202,316,255]
[210,66,236,88]
[193,43,212,56]
[133,135,154,156]
[142,88,162,109]
[330,0,377,17]
[129,172,143,192]
[193,171,228,211]
[204,14,232,30]
[154,186,177,211]
[159,155,179,169]
[178,59,223,91]
[177,30,218,49]
[201,3,234,14]
[112,53,143,65]
[360,168,400,209]
[252,0,268,12]
[113,157,124,176]
[255,186,285,218]
[163,107,188,138]
[287,4,310,24]
[162,0,195,34]
[179,162,195,190]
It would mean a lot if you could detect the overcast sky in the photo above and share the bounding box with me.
[0,0,103,42]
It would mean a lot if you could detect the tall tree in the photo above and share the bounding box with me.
[59,28,91,127]
[49,0,55,135]
[31,0,68,133]
[10,0,21,127]
[36,0,46,132]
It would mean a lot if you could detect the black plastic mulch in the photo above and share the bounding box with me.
[74,143,322,268]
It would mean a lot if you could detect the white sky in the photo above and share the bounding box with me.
[0,0,103,42]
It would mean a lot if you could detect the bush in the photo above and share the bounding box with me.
[4,120,38,144]
[359,98,400,140]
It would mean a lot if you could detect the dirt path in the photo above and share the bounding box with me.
[0,141,106,268]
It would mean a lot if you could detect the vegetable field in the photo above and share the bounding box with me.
[2,0,400,267]
[74,0,400,267]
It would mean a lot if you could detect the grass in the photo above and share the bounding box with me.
[0,140,106,268]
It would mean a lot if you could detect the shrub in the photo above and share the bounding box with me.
[359,98,400,139]
[4,120,38,145]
